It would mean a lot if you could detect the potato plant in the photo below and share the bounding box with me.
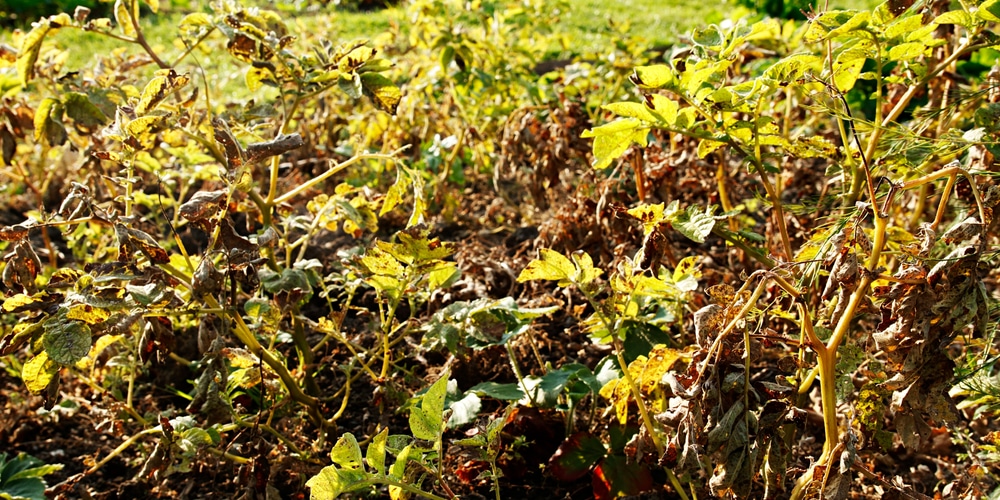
[0,0,999,499]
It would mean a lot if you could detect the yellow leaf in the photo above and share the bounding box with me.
[21,352,58,393]
[517,248,575,286]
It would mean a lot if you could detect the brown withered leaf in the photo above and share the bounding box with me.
[244,133,304,164]
[215,218,257,256]
[179,190,228,223]
[3,240,43,293]
[192,256,224,297]
[0,123,15,165]
[212,118,244,171]
[227,32,257,63]
[0,221,31,241]
[115,223,169,264]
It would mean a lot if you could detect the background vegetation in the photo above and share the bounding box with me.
[1,0,998,499]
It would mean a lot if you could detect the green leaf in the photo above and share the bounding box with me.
[63,93,108,128]
[42,317,91,366]
[0,452,61,500]
[360,73,402,115]
[581,118,649,170]
[365,428,388,476]
[470,381,524,400]
[447,391,481,428]
[409,372,449,441]
[980,0,1000,22]
[33,98,67,147]
[517,248,575,286]
[671,205,716,243]
[887,42,926,61]
[20,352,57,394]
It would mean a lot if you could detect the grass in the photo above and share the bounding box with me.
[2,0,881,75]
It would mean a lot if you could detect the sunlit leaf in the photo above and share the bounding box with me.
[42,316,92,366]
[330,433,364,470]
[582,118,649,169]
[409,372,449,441]
[21,352,58,394]
[360,73,401,114]
[517,248,575,286]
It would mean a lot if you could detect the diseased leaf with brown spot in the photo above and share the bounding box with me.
[179,190,228,223]
[115,223,169,264]
[360,73,402,114]
[0,320,44,355]
[212,118,244,170]
[135,70,190,116]
[227,33,257,63]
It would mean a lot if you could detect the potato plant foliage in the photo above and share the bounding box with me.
[1,0,1000,499]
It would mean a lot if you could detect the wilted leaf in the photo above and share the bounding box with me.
[136,70,190,115]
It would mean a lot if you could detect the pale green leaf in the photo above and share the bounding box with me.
[934,10,973,27]
[671,205,716,243]
[387,444,412,500]
[581,118,649,169]
[409,373,449,441]
[365,428,388,476]
[517,248,575,285]
[330,433,364,470]
[887,42,926,61]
